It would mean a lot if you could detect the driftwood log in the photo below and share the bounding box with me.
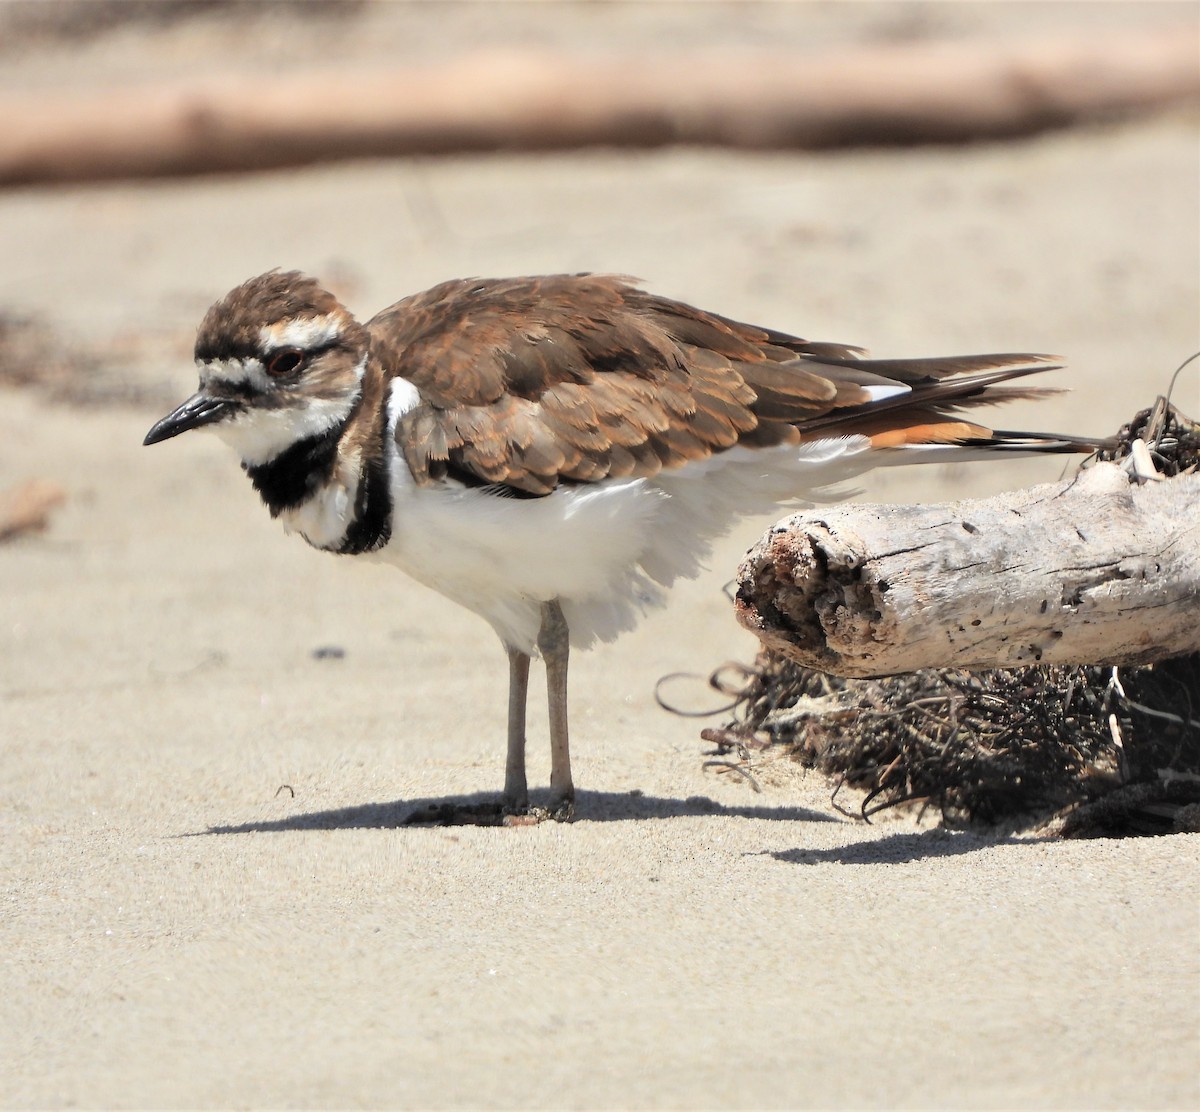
[735,462,1200,677]
[2,28,1198,186]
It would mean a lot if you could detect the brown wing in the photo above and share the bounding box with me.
[368,274,1060,495]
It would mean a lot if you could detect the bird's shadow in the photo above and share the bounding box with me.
[189,788,835,835]
[768,828,1023,866]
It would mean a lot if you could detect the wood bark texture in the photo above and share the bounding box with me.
[735,463,1200,677]
[1,28,1197,185]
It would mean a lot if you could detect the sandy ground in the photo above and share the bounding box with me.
[2,3,1199,1109]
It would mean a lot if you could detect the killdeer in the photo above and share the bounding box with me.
[145,270,1089,821]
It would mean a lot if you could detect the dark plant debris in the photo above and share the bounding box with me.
[696,397,1199,838]
[702,653,1200,836]
[1094,392,1200,476]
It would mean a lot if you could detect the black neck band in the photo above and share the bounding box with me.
[243,411,393,556]
[337,441,392,555]
[244,426,341,516]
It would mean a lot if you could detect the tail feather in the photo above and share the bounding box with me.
[799,350,1061,383]
[778,354,1112,456]
[869,428,1108,453]
[790,358,1077,440]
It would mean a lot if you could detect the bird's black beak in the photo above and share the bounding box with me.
[143,393,239,446]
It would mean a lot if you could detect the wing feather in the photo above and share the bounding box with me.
[376,274,1066,495]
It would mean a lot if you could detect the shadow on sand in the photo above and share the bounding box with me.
[770,827,1019,866]
[191,788,838,834]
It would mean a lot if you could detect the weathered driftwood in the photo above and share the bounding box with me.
[735,463,1200,677]
[2,28,1197,185]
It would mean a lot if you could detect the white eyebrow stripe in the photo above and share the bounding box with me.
[260,314,344,351]
[197,356,267,390]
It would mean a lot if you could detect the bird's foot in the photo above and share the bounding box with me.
[505,795,575,825]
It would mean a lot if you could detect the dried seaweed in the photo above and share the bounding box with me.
[1095,392,1200,476]
[703,654,1200,834]
[697,396,1200,837]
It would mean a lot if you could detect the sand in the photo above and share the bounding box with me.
[2,3,1198,1108]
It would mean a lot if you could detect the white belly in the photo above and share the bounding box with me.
[375,468,670,652]
[373,379,884,653]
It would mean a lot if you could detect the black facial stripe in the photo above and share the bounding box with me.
[269,339,339,360]
[196,338,341,365]
[196,340,262,364]
[243,426,341,516]
[209,380,260,403]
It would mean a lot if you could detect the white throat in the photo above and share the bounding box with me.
[211,394,358,467]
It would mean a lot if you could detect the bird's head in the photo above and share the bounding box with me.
[144,270,370,465]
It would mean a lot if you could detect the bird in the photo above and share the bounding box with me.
[145,270,1090,822]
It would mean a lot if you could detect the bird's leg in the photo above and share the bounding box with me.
[504,647,531,812]
[538,599,574,820]
[406,618,568,828]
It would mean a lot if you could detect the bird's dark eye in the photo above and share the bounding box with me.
[266,348,305,377]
